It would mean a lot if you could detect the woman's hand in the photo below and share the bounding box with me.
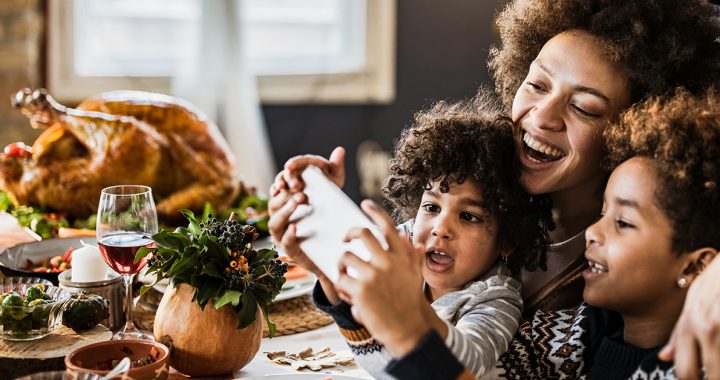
[659,256,720,379]
[334,200,443,358]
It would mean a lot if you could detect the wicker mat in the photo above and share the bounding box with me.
[133,291,333,338]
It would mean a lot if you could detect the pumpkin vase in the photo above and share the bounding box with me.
[153,283,263,376]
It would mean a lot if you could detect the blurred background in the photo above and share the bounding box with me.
[0,0,504,203]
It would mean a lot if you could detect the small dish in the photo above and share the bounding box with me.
[0,277,70,341]
[0,238,96,285]
[65,339,170,380]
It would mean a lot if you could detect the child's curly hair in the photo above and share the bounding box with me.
[604,89,720,253]
[382,89,552,273]
[489,0,720,108]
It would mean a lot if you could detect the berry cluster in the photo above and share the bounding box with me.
[224,268,248,292]
[201,214,259,252]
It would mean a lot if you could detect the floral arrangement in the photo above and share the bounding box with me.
[136,210,287,336]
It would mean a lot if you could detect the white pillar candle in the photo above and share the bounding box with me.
[71,246,109,282]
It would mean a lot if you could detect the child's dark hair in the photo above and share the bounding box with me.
[604,88,720,253]
[489,0,720,108]
[382,89,552,273]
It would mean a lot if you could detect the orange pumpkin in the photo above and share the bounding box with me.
[153,283,262,376]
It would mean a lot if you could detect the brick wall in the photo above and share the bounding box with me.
[0,0,43,149]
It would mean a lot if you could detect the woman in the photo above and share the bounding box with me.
[269,0,720,378]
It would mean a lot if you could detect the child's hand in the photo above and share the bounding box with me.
[271,147,347,194]
[268,191,318,272]
[335,200,437,357]
[268,184,342,304]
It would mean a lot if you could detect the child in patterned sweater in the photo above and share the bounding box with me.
[283,90,551,379]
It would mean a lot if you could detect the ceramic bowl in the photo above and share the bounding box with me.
[65,340,170,380]
[0,277,70,341]
[0,238,96,285]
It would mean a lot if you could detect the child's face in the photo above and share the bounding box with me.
[413,180,501,296]
[583,157,686,314]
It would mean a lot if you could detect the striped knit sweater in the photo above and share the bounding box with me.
[313,261,522,379]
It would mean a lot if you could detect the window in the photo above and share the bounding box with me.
[48,0,395,104]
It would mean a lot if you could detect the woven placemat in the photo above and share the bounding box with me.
[262,294,334,337]
[133,291,333,338]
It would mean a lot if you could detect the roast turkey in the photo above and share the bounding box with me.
[0,88,241,223]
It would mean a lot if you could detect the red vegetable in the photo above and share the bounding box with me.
[61,247,74,262]
[3,142,32,158]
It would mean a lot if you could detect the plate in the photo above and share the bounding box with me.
[275,277,315,302]
[243,374,366,379]
[0,237,97,285]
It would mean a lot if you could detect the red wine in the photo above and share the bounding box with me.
[98,233,155,274]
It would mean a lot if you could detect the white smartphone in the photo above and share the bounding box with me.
[289,165,385,283]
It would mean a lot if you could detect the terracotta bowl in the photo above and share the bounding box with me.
[65,340,169,380]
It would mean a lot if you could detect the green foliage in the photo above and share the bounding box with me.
[0,190,69,239]
[202,193,270,235]
[0,191,13,212]
[136,210,286,337]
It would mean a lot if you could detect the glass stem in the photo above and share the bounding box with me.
[123,274,135,331]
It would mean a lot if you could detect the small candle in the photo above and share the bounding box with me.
[71,246,109,282]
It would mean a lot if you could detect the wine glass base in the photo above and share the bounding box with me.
[112,329,155,341]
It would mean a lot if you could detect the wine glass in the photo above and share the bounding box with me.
[96,185,157,340]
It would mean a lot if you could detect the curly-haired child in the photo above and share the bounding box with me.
[310,89,551,379]
[495,89,720,379]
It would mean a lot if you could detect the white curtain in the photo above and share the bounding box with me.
[172,0,276,194]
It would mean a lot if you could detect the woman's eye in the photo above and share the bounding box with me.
[526,81,546,93]
[572,104,601,118]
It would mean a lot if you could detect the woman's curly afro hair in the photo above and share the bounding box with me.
[382,89,552,273]
[489,0,720,107]
[604,88,720,254]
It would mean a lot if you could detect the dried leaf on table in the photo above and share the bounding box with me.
[265,346,355,371]
[265,351,287,360]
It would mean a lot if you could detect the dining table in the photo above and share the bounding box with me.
[0,213,372,379]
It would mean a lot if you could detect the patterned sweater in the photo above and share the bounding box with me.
[313,261,522,379]
[388,304,677,379]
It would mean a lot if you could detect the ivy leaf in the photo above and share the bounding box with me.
[181,209,201,236]
[236,292,258,329]
[214,290,242,309]
[134,246,157,264]
[152,230,185,250]
[259,302,276,338]
[200,261,224,278]
[249,248,276,266]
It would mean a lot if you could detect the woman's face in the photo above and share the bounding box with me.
[512,30,631,196]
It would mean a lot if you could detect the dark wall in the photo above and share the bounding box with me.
[262,0,504,202]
